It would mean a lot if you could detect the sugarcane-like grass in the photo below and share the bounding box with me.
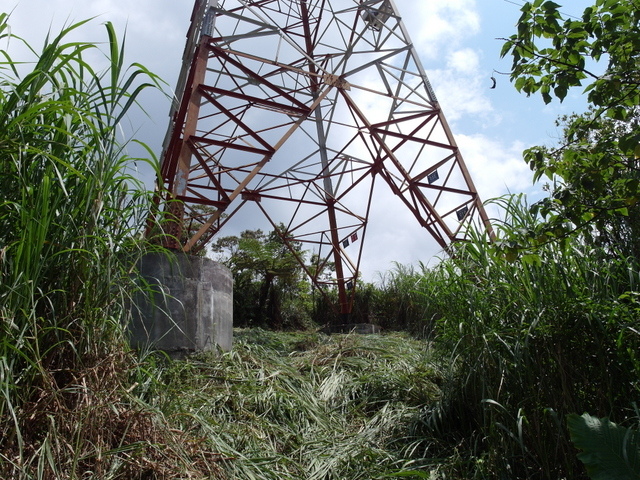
[416,194,640,479]
[0,15,225,479]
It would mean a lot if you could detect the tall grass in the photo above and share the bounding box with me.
[414,194,640,478]
[311,266,433,332]
[374,262,435,335]
[0,14,222,479]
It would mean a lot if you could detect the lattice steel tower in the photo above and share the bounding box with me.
[157,0,492,317]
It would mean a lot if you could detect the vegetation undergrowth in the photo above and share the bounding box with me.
[0,15,224,479]
[200,197,639,479]
[200,198,639,479]
[416,194,640,479]
[152,329,443,480]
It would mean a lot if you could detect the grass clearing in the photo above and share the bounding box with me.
[151,329,443,480]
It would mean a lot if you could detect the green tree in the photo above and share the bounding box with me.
[212,227,312,328]
[501,0,640,258]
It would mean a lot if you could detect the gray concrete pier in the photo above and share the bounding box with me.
[131,252,233,357]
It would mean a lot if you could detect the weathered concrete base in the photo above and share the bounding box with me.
[321,323,381,334]
[130,252,233,357]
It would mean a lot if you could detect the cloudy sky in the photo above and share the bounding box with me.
[6,0,595,280]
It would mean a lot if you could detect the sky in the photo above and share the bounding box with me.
[6,0,596,281]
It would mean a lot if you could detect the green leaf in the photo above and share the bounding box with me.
[380,471,432,479]
[553,84,568,101]
[541,84,552,104]
[542,1,562,10]
[567,413,640,480]
[500,40,513,58]
[504,250,519,263]
[521,253,542,266]
[615,207,629,216]
[607,106,628,120]
[581,211,595,222]
[515,76,527,92]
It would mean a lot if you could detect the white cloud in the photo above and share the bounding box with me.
[448,48,480,74]
[392,2,499,131]
[358,185,445,281]
[398,0,480,58]
[456,132,538,203]
[428,66,495,123]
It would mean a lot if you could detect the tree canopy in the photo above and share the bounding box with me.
[500,0,640,257]
[212,228,312,328]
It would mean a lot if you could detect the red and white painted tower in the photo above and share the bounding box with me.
[156,0,493,318]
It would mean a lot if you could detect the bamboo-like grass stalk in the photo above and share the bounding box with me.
[0,14,226,479]
[414,194,640,478]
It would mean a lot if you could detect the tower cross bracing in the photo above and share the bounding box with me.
[157,0,493,316]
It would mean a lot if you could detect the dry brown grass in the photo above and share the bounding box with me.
[1,351,227,480]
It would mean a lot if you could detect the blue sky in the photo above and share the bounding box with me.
[8,0,597,279]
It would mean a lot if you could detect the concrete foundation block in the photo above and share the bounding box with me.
[131,252,233,357]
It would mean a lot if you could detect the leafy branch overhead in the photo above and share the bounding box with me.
[501,0,640,109]
[499,0,640,259]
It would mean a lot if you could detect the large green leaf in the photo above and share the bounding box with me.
[568,413,640,480]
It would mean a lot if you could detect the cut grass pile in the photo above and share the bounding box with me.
[148,329,443,480]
